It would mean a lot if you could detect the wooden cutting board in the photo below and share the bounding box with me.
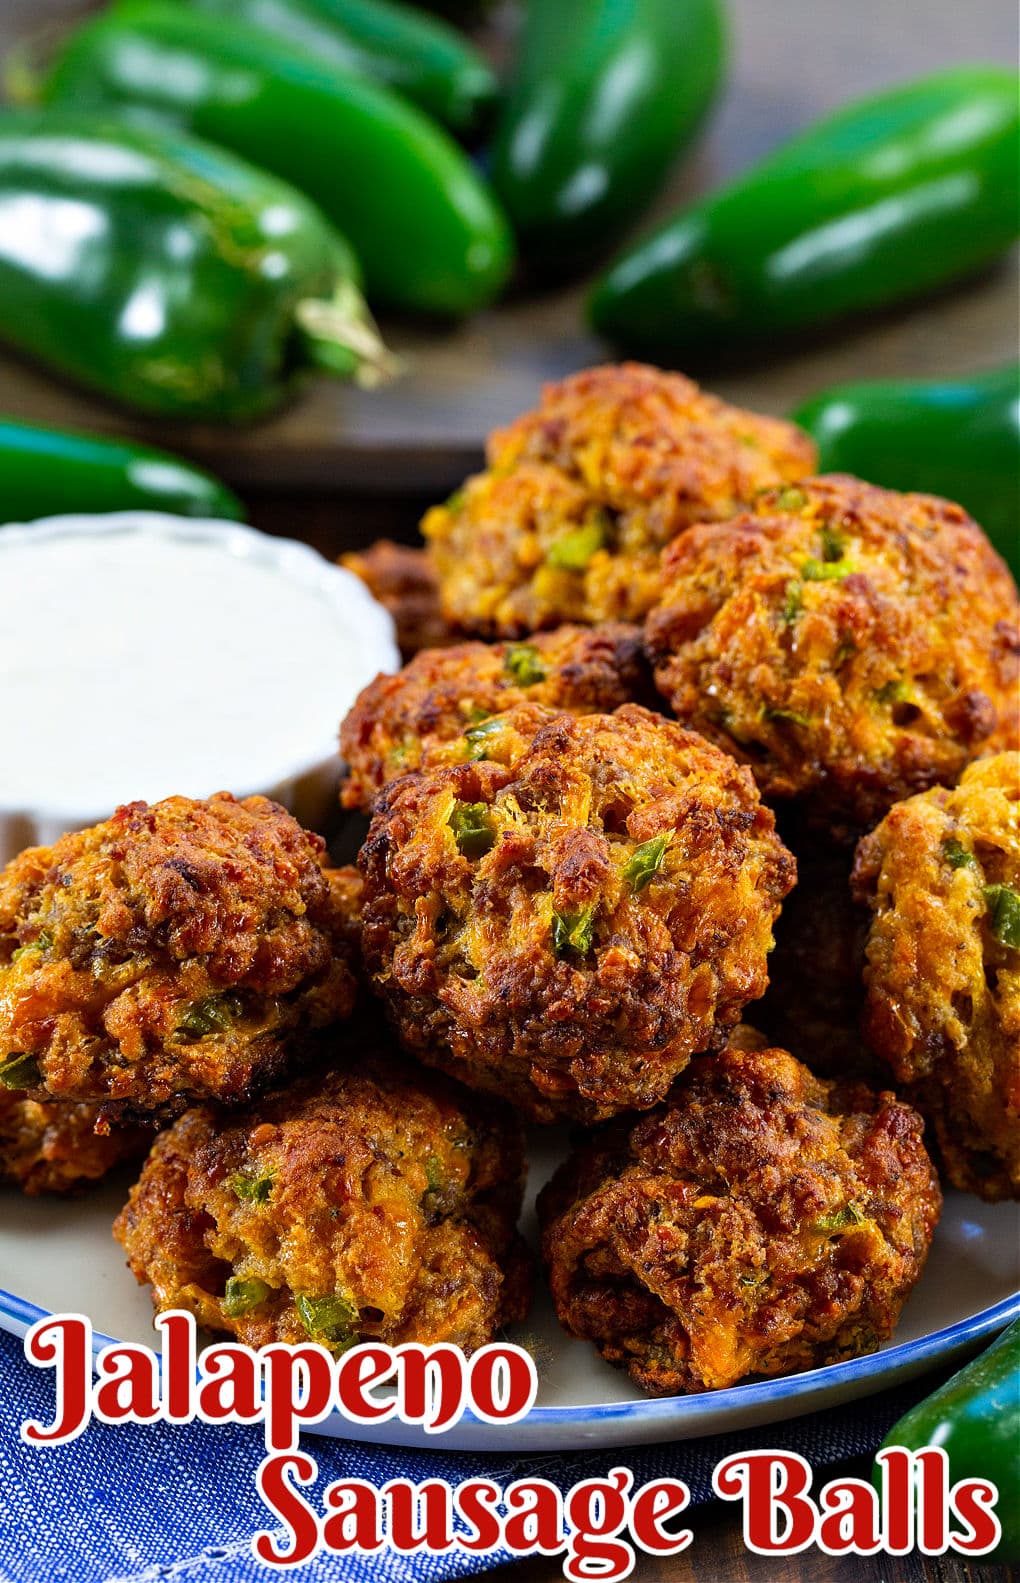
[0,0,1016,494]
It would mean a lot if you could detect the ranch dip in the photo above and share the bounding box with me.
[0,521,397,820]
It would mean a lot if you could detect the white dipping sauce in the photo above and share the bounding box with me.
[0,526,394,816]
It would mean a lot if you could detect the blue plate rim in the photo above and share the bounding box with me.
[2,1284,1016,1428]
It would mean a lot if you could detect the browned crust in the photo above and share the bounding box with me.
[114,1040,529,1350]
[359,702,795,1121]
[0,795,359,1118]
[0,1093,148,1195]
[539,1044,941,1395]
[422,363,816,635]
[340,540,452,659]
[852,752,1020,1200]
[340,622,650,812]
[646,475,1020,833]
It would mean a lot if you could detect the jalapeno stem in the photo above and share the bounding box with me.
[295,280,401,388]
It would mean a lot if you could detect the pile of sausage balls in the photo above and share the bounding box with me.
[3,364,1016,1398]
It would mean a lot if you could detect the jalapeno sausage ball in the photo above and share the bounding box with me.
[359,703,796,1122]
[539,1044,941,1396]
[754,830,878,1081]
[421,363,816,636]
[340,539,453,660]
[114,1045,529,1350]
[645,476,1020,835]
[0,1094,148,1196]
[340,623,649,813]
[0,795,358,1120]
[852,753,1020,1200]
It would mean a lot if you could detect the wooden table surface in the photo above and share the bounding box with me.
[0,0,1017,497]
[1,2,1017,1578]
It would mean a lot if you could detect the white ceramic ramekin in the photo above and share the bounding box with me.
[0,512,399,860]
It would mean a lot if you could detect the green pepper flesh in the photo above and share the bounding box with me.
[590,66,1020,355]
[793,365,1019,581]
[490,0,726,277]
[0,417,244,521]
[40,1,514,316]
[0,110,385,419]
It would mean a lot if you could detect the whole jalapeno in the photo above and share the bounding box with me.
[0,418,245,522]
[490,0,727,278]
[590,66,1020,355]
[0,112,392,421]
[793,365,1019,581]
[874,1318,1020,1563]
[34,0,514,317]
[171,0,498,139]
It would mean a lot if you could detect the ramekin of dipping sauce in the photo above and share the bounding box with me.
[0,513,400,859]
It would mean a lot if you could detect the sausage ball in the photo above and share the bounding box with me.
[754,830,878,1081]
[340,623,649,813]
[421,363,816,636]
[359,703,796,1122]
[0,795,358,1120]
[0,1094,147,1196]
[539,1044,941,1396]
[646,476,1020,835]
[852,752,1020,1200]
[340,539,453,660]
[114,1044,529,1350]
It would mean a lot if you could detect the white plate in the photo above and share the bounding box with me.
[1,1131,1017,1452]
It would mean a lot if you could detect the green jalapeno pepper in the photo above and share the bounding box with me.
[0,112,392,420]
[171,0,498,139]
[874,1318,1020,1562]
[0,418,244,521]
[590,66,1020,355]
[33,0,513,316]
[490,0,727,277]
[793,365,1020,581]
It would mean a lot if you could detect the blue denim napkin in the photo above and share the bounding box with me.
[0,1326,957,1583]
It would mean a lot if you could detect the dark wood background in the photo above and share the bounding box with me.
[0,0,1017,511]
[1,2,1017,1578]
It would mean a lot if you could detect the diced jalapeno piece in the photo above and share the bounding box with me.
[464,716,503,761]
[223,1277,271,1317]
[984,884,1020,948]
[815,1203,866,1232]
[449,802,496,858]
[819,523,847,562]
[623,834,669,893]
[504,643,548,687]
[875,678,910,705]
[546,516,607,571]
[776,487,808,512]
[11,930,53,963]
[0,1053,41,1089]
[764,705,810,727]
[175,992,244,1041]
[552,902,597,956]
[801,557,850,581]
[942,837,976,870]
[230,1170,274,1204]
[444,488,466,516]
[296,1292,359,1350]
[782,580,803,623]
